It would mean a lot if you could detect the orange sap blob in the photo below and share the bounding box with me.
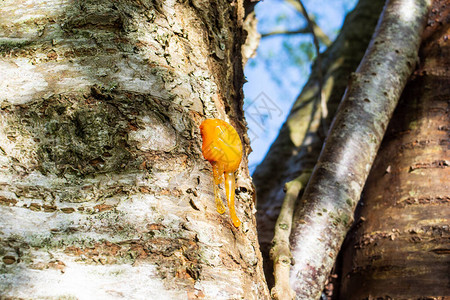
[200,119,243,227]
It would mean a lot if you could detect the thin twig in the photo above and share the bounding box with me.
[270,172,311,300]
[261,27,330,46]
[296,0,328,135]
[261,27,309,38]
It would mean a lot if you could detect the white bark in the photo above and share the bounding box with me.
[0,0,269,298]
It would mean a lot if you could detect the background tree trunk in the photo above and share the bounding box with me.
[252,0,385,287]
[339,1,449,298]
[290,0,431,297]
[0,0,269,298]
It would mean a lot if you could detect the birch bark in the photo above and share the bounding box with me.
[0,0,269,298]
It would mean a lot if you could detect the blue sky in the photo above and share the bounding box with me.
[243,0,357,173]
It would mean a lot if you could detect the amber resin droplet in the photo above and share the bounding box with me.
[200,119,243,227]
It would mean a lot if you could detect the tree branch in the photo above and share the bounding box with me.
[261,27,309,38]
[284,0,332,46]
[296,0,328,134]
[289,0,431,298]
[270,172,311,300]
[253,0,386,288]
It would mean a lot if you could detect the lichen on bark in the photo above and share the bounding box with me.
[0,0,269,298]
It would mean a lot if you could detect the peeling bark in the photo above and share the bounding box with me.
[289,0,431,298]
[0,0,269,298]
[339,1,450,298]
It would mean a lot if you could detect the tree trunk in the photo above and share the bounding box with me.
[252,0,385,287]
[290,0,431,297]
[0,0,269,298]
[339,1,450,298]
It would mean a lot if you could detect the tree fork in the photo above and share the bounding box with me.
[289,0,431,298]
[254,0,385,287]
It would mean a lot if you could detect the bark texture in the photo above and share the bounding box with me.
[253,0,385,287]
[0,0,269,298]
[270,172,311,300]
[289,0,431,298]
[339,1,450,298]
